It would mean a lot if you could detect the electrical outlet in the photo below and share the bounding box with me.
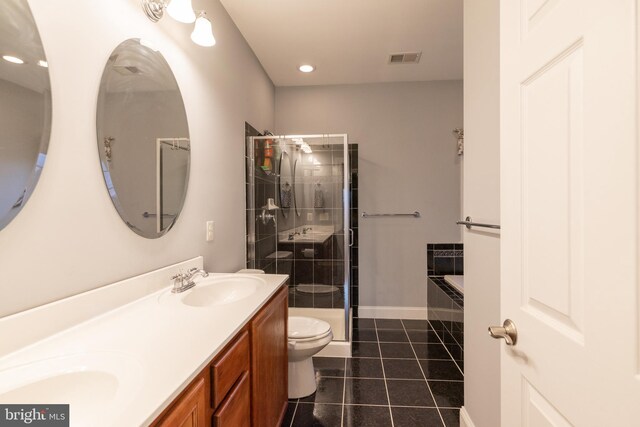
[206,221,215,242]
[307,213,313,221]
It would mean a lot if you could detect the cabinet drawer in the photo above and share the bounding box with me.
[213,372,250,427]
[211,330,250,408]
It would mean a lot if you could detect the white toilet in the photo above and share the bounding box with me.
[235,269,333,398]
[288,316,333,399]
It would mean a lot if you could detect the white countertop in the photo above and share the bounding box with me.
[0,261,288,427]
[278,225,336,244]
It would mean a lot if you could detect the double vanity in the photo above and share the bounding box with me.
[0,6,289,423]
[0,258,288,426]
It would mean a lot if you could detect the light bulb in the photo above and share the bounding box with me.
[191,13,216,47]
[298,64,315,73]
[37,60,48,68]
[2,55,24,64]
[166,0,196,23]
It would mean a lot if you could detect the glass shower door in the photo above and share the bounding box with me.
[245,133,351,342]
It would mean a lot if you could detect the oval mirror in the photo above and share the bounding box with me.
[0,0,52,231]
[278,151,292,218]
[96,39,190,238]
[293,155,305,217]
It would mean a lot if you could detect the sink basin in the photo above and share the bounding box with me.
[278,226,336,244]
[0,352,142,424]
[160,275,267,308]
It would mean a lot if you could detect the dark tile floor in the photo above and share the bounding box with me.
[282,318,463,427]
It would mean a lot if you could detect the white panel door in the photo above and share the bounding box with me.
[500,1,639,426]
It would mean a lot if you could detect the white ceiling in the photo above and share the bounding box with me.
[219,0,463,87]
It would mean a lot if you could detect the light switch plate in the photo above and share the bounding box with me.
[206,221,215,242]
[307,213,313,221]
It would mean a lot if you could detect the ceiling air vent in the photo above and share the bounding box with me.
[388,52,422,64]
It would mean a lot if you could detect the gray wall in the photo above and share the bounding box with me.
[275,81,462,309]
[0,0,274,317]
[463,0,501,426]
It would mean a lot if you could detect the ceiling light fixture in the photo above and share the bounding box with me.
[298,65,315,73]
[191,12,216,47]
[141,0,215,47]
[166,0,196,23]
[2,55,24,64]
[37,60,48,68]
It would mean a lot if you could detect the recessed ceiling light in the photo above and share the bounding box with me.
[37,60,48,68]
[298,64,315,73]
[2,55,24,64]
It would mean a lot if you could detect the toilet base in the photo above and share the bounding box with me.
[288,357,317,399]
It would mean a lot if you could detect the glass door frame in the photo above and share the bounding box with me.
[247,134,351,342]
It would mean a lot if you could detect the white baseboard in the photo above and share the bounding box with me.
[460,407,476,427]
[315,340,351,357]
[358,306,427,320]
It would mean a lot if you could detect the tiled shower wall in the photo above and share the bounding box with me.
[349,144,359,317]
[245,123,278,274]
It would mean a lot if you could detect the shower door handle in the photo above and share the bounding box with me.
[349,229,354,247]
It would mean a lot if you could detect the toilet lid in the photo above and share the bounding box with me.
[288,316,331,339]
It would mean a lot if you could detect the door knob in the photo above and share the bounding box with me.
[488,319,517,346]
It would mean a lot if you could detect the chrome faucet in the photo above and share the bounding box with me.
[288,231,301,240]
[302,227,312,234]
[171,268,209,293]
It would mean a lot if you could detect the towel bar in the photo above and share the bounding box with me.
[362,211,420,218]
[456,216,500,230]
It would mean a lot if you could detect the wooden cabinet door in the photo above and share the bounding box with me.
[250,286,288,427]
[155,377,207,427]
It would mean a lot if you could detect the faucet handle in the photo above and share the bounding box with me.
[171,269,187,280]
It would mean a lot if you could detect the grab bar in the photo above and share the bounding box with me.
[457,216,501,230]
[362,211,420,218]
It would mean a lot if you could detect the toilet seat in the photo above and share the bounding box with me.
[288,329,332,345]
[288,316,331,339]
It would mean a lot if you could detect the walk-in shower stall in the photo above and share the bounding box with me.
[245,133,352,354]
